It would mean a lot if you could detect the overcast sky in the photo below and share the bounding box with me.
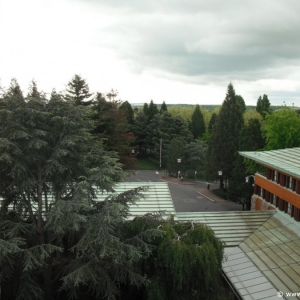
[1,0,300,106]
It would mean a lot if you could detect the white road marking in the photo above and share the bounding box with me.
[196,191,215,203]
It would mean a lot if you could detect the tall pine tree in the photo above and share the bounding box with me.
[206,83,244,183]
[256,94,271,118]
[190,104,205,139]
[65,74,93,106]
[160,101,168,114]
[227,118,265,205]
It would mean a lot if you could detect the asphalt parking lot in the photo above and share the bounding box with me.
[125,170,243,212]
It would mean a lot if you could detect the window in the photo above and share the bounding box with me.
[288,177,292,189]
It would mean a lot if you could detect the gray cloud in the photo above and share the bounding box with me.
[88,0,300,87]
[2,0,300,105]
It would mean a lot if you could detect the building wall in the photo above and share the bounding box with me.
[252,170,300,221]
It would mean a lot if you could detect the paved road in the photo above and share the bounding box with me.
[125,170,243,212]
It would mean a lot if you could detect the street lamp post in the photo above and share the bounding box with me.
[245,175,255,183]
[177,158,181,179]
[218,171,223,189]
[245,175,255,210]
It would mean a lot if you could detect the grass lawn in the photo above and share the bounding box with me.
[136,158,159,170]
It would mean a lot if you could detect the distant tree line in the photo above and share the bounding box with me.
[130,82,300,209]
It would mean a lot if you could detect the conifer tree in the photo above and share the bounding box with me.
[236,95,246,114]
[65,74,93,106]
[208,112,217,132]
[120,100,134,125]
[160,101,168,113]
[92,93,136,169]
[0,81,155,300]
[206,83,244,182]
[190,104,205,139]
[143,102,149,115]
[147,100,159,119]
[227,118,265,205]
[256,94,271,118]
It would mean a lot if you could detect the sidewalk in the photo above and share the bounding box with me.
[160,176,194,185]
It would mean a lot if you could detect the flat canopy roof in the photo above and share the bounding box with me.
[239,147,300,179]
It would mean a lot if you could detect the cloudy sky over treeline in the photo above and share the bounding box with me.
[1,0,300,105]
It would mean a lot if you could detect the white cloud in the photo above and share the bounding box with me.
[1,0,300,106]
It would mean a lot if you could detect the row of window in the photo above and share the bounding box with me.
[267,169,300,193]
[254,185,300,222]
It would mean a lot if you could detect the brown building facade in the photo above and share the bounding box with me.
[239,148,300,222]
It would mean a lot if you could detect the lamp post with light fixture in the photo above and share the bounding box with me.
[177,158,181,179]
[245,175,255,183]
[218,170,223,189]
[245,175,255,210]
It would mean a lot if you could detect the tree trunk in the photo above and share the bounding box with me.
[37,168,53,299]
[43,256,53,300]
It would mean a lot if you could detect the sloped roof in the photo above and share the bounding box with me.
[223,212,300,299]
[223,247,278,299]
[95,182,177,220]
[0,182,176,221]
[176,211,275,247]
[239,147,300,179]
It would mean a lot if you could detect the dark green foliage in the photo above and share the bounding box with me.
[131,110,192,163]
[127,217,226,300]
[190,104,206,139]
[208,112,217,133]
[120,100,134,125]
[143,100,159,120]
[148,100,158,118]
[227,118,265,205]
[166,138,207,177]
[166,137,186,174]
[160,101,168,113]
[65,74,93,106]
[106,89,118,101]
[143,103,149,115]
[236,95,246,114]
[256,94,271,118]
[205,83,244,181]
[91,93,136,169]
[132,112,150,155]
[149,112,192,165]
[184,140,207,178]
[0,80,154,299]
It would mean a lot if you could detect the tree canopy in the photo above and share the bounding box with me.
[65,74,93,106]
[206,83,244,181]
[256,94,271,118]
[263,106,300,150]
[190,104,206,139]
[160,101,168,113]
[0,80,153,300]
